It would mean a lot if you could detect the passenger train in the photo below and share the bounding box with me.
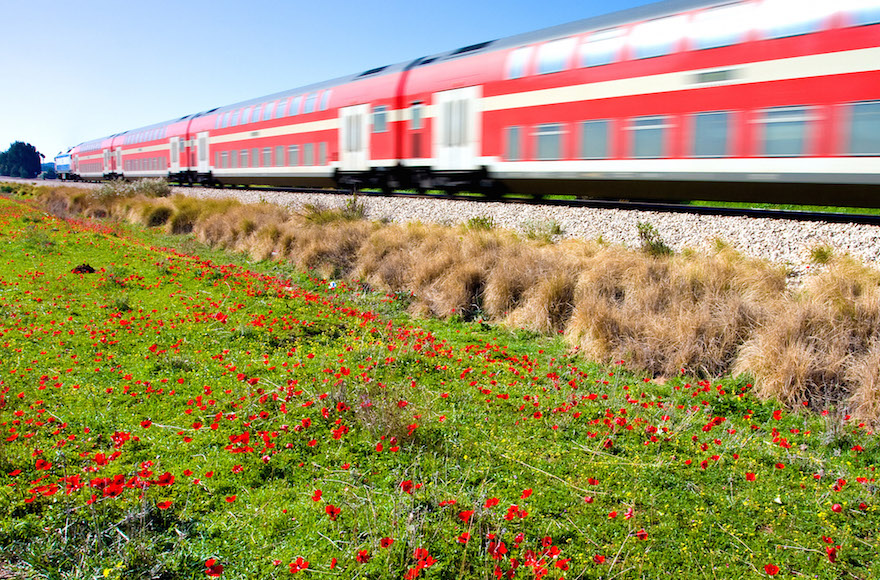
[56,0,880,205]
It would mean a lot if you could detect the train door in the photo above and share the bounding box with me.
[433,86,481,170]
[115,148,122,173]
[339,104,370,171]
[103,149,111,173]
[196,132,210,173]
[170,137,180,172]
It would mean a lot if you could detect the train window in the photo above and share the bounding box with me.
[288,145,300,166]
[845,0,880,25]
[319,142,327,165]
[264,102,276,120]
[304,94,318,114]
[693,112,730,157]
[535,123,564,160]
[537,37,576,74]
[290,96,303,116]
[240,149,249,168]
[253,105,263,123]
[252,148,259,167]
[759,106,812,156]
[230,110,240,127]
[849,101,880,155]
[507,47,532,79]
[580,120,610,159]
[411,102,424,130]
[275,146,284,166]
[690,3,752,49]
[759,0,831,39]
[506,126,522,161]
[275,99,287,119]
[263,148,272,167]
[631,116,669,158]
[373,106,388,133]
[580,29,624,67]
[304,143,315,166]
[632,15,686,59]
[320,90,332,111]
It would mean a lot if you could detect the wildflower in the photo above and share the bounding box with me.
[205,559,224,577]
[356,550,370,563]
[380,537,394,548]
[764,564,779,575]
[325,504,341,521]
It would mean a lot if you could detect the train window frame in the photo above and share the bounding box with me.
[506,126,522,161]
[275,146,284,167]
[690,2,753,50]
[304,94,318,114]
[230,150,238,169]
[692,111,731,158]
[373,105,388,133]
[848,100,880,155]
[630,115,670,158]
[240,149,249,168]
[631,15,687,59]
[288,144,300,167]
[579,28,625,67]
[507,46,533,79]
[411,101,424,130]
[319,90,332,111]
[534,123,565,161]
[289,96,303,116]
[759,0,832,39]
[319,142,327,165]
[304,143,315,166]
[580,119,611,160]
[758,106,814,157]
[845,0,880,26]
[537,37,576,75]
[263,147,272,167]
[252,148,260,168]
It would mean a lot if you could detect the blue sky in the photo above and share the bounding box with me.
[1,0,656,161]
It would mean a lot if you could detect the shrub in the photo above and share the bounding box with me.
[637,221,673,256]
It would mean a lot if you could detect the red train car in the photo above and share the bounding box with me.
[63,0,880,205]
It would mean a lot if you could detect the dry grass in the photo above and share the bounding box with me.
[568,247,787,377]
[735,256,880,420]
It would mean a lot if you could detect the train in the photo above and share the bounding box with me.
[55,0,880,206]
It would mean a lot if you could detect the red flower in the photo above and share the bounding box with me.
[635,528,648,540]
[775,463,785,470]
[157,501,172,510]
[380,537,394,548]
[311,489,322,502]
[458,510,474,523]
[593,555,606,564]
[140,419,152,428]
[399,480,414,494]
[325,504,341,521]
[225,495,236,503]
[746,472,756,482]
[205,559,224,577]
[826,546,837,563]
[457,532,470,544]
[764,564,779,576]
[520,488,533,499]
[485,497,499,508]
[35,459,52,471]
[831,503,842,513]
[356,550,370,563]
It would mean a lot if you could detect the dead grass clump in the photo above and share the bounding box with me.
[286,220,375,278]
[568,246,786,377]
[355,223,439,291]
[735,256,880,417]
[194,203,289,250]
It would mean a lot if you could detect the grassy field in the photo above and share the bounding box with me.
[0,191,877,579]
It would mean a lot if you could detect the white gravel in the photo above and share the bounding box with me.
[13,178,880,282]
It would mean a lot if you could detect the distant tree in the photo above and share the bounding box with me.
[0,142,42,178]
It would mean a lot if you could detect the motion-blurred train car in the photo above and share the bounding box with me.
[65,0,880,205]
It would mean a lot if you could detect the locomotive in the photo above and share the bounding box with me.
[56,0,880,205]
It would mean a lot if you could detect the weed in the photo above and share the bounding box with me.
[465,215,495,231]
[637,221,673,256]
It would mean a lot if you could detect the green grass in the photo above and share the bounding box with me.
[0,194,877,579]
[687,200,880,216]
